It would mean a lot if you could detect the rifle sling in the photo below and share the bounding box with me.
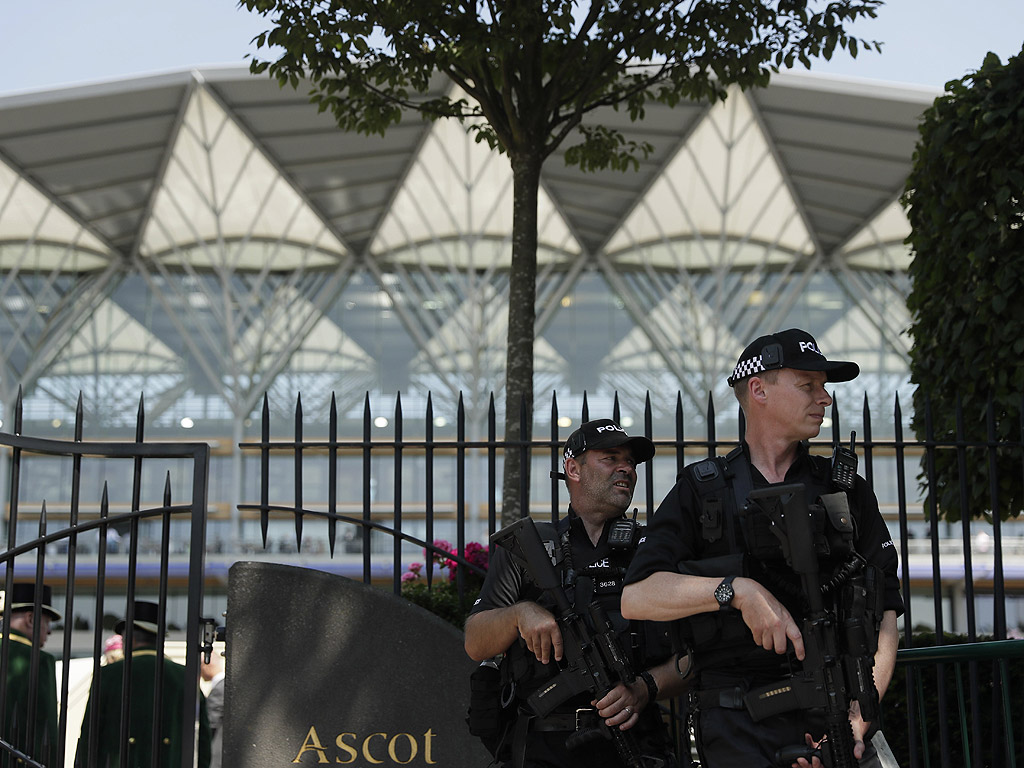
[726,447,752,552]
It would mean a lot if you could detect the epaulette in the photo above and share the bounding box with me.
[689,456,728,543]
[690,447,745,546]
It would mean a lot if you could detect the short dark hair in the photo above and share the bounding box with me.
[733,368,780,409]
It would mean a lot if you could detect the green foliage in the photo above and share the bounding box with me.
[242,0,885,524]
[902,46,1024,521]
[242,0,884,169]
[401,579,481,629]
[883,632,1024,768]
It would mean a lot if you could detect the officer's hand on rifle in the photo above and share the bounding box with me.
[794,700,870,768]
[731,578,805,659]
[846,699,870,759]
[593,680,644,731]
[513,600,563,664]
[790,733,822,768]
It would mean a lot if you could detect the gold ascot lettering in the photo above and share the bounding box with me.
[294,727,329,763]
[361,733,386,764]
[387,733,418,764]
[293,726,438,764]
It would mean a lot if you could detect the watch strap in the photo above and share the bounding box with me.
[639,669,658,703]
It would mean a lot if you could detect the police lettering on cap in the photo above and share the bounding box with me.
[727,328,859,387]
[562,419,655,466]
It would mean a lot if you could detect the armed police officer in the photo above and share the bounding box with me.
[465,419,688,768]
[621,329,903,768]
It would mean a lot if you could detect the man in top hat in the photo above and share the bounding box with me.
[76,600,211,768]
[1,582,60,767]
[465,419,688,768]
[621,328,904,767]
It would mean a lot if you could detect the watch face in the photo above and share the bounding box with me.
[715,580,734,607]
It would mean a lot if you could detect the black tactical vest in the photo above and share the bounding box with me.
[674,447,861,666]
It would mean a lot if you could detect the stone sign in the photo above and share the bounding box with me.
[224,561,491,766]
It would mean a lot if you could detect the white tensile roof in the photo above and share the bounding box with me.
[0,65,936,427]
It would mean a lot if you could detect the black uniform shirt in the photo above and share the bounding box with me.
[471,508,672,702]
[473,509,625,619]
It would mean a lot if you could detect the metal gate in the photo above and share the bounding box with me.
[0,392,209,768]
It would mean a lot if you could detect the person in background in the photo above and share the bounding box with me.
[102,634,123,666]
[76,600,211,768]
[1,583,60,767]
[200,648,225,768]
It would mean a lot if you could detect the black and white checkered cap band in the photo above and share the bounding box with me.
[728,355,766,385]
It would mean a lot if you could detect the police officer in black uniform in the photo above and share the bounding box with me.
[621,329,903,768]
[465,419,688,768]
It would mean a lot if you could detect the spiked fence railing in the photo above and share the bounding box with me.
[1,391,210,768]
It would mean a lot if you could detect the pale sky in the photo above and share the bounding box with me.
[1,0,1022,97]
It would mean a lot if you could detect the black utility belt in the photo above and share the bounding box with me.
[528,708,598,732]
[691,686,746,711]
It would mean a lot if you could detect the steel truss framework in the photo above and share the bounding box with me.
[0,66,934,437]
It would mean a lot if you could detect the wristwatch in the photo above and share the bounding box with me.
[714,575,736,610]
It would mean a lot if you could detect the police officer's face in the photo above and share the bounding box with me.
[761,368,832,441]
[570,446,637,518]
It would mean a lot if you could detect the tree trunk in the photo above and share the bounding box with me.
[501,151,542,526]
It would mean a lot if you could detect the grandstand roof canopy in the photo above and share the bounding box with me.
[0,65,935,430]
[0,65,936,267]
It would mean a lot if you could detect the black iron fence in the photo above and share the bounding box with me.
[240,390,1023,635]
[2,387,1024,766]
[1,393,210,768]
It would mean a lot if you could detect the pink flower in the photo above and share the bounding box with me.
[428,539,456,570]
[432,540,453,560]
[401,571,418,583]
[465,541,489,570]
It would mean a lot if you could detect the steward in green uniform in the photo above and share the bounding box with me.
[76,601,211,768]
[1,583,60,768]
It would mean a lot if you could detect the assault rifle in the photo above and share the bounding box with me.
[491,517,659,768]
[740,484,880,768]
